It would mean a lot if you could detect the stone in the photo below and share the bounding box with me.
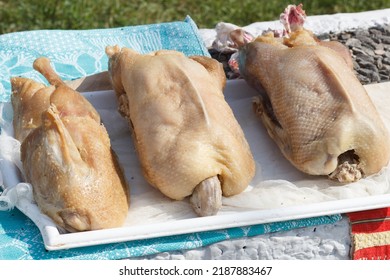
[317,33,330,41]
[380,74,389,81]
[371,71,381,83]
[352,60,360,70]
[369,26,385,34]
[360,46,375,57]
[340,33,351,40]
[345,38,361,48]
[356,74,371,84]
[357,36,378,49]
[358,60,378,72]
[379,35,390,45]
[376,57,383,70]
[357,67,373,76]
[355,53,375,63]
[383,58,390,65]
[355,29,370,37]
[351,47,369,56]
[383,25,390,35]
[375,49,386,56]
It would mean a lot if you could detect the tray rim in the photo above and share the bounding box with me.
[12,191,390,251]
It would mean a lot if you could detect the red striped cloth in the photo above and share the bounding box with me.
[347,208,390,260]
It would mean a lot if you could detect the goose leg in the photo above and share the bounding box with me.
[190,176,222,217]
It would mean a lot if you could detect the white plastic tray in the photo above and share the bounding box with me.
[1,79,390,251]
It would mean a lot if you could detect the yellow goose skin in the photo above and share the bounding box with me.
[105,46,255,216]
[11,58,130,232]
[237,29,390,182]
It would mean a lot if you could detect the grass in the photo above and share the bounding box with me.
[0,0,389,34]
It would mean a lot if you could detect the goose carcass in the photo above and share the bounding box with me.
[235,6,390,183]
[105,46,255,216]
[11,57,130,232]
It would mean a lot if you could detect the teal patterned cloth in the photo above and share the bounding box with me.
[0,208,341,260]
[0,16,342,260]
[0,16,209,102]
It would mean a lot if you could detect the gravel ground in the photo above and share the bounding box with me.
[325,24,390,85]
[134,24,389,260]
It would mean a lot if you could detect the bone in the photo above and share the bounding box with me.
[190,176,222,217]
[33,57,65,87]
[328,161,363,183]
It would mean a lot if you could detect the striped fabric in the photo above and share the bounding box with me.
[347,208,390,260]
